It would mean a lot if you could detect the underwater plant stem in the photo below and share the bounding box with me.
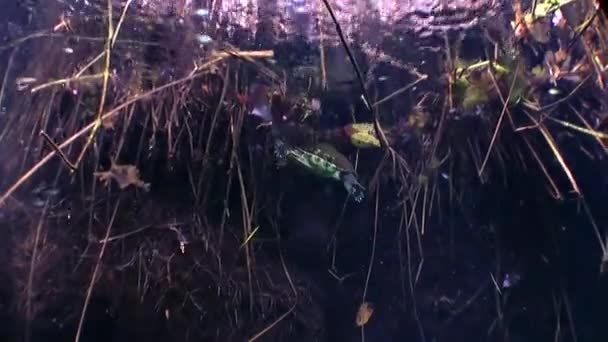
[236,149,254,315]
[0,47,17,115]
[319,0,393,152]
[320,0,370,111]
[319,22,328,90]
[0,56,226,207]
[74,199,120,342]
[522,135,563,200]
[362,186,380,301]
[198,65,229,207]
[371,75,428,108]
[527,111,581,195]
[111,0,133,48]
[405,195,427,342]
[478,61,521,177]
[25,203,48,342]
[567,9,599,52]
[538,74,592,111]
[39,130,77,170]
[247,221,298,342]
[75,52,106,77]
[73,0,115,169]
[30,73,104,93]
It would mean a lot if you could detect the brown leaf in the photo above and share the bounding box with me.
[355,302,374,327]
[94,162,149,191]
[101,115,115,129]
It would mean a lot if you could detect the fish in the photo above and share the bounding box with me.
[195,34,213,45]
[193,8,210,17]
[244,82,272,122]
[251,104,272,122]
[15,77,37,91]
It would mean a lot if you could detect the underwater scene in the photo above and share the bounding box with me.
[1,0,608,341]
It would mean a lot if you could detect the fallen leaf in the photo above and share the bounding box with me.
[94,162,150,191]
[355,302,374,327]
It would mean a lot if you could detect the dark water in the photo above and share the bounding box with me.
[1,1,608,342]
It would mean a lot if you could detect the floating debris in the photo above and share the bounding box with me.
[94,162,150,191]
[195,34,213,45]
[356,302,374,327]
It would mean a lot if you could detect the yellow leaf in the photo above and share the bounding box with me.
[347,123,381,148]
[355,302,374,327]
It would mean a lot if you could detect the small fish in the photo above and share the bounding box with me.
[310,98,321,112]
[63,47,74,54]
[42,187,60,197]
[193,8,210,17]
[15,77,37,91]
[551,9,564,26]
[195,34,213,45]
[32,198,46,208]
[502,273,521,289]
[251,104,272,122]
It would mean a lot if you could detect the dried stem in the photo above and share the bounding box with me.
[0,56,225,207]
[74,199,120,342]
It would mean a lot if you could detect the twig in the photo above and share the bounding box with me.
[0,47,17,113]
[74,199,120,342]
[538,74,592,111]
[479,61,521,177]
[523,111,581,195]
[111,0,133,47]
[197,65,230,206]
[372,75,428,108]
[75,52,106,78]
[522,135,562,200]
[440,279,491,329]
[320,0,371,111]
[98,224,152,243]
[72,0,116,169]
[319,0,394,153]
[547,116,608,140]
[362,186,380,301]
[236,144,255,314]
[319,20,328,90]
[405,197,427,342]
[25,202,48,342]
[0,31,162,52]
[211,50,274,59]
[0,56,225,207]
[567,9,599,52]
[580,197,608,255]
[560,281,578,342]
[360,186,381,341]
[30,73,104,93]
[39,130,77,170]
[247,220,298,342]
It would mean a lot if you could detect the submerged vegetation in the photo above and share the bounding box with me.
[0,0,607,341]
